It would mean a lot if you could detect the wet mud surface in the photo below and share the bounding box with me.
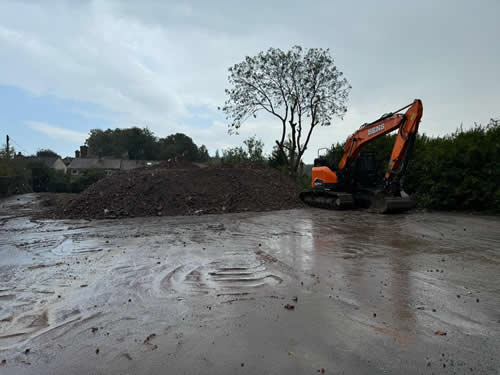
[1,194,499,374]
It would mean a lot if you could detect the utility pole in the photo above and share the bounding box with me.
[5,135,9,159]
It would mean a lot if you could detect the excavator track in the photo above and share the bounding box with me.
[300,189,415,214]
[299,191,354,210]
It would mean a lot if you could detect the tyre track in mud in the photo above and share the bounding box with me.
[0,209,306,353]
[155,250,287,298]
[0,215,115,350]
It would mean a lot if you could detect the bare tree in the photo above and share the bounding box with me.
[222,46,351,177]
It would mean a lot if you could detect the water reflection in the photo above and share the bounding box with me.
[307,210,416,337]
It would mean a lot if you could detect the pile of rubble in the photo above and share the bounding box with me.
[56,166,303,219]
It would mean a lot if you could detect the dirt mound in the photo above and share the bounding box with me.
[56,167,303,219]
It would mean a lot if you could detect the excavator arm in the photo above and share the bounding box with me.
[384,99,423,186]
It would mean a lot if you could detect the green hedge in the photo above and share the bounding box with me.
[405,120,500,211]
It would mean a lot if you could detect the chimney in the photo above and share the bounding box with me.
[80,145,88,158]
[75,150,80,158]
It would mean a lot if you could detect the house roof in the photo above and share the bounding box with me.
[62,157,74,166]
[68,158,121,170]
[120,160,160,170]
[68,158,160,170]
[120,160,141,171]
[35,156,60,168]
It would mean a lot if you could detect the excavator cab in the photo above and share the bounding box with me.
[313,148,333,168]
[313,155,329,168]
[353,152,377,188]
[315,150,377,187]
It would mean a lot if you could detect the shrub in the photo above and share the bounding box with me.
[221,136,266,167]
[71,169,107,192]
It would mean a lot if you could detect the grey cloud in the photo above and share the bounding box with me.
[27,121,88,144]
[0,0,498,161]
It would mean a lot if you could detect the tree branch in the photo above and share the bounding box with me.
[237,78,285,122]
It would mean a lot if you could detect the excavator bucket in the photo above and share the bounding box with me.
[371,191,415,214]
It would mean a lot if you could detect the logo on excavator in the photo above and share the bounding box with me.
[313,178,324,187]
[368,123,385,136]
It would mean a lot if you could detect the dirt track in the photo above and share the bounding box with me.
[1,194,499,374]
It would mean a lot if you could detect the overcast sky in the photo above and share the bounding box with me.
[1,0,498,161]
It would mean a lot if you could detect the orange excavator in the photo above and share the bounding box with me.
[300,99,423,213]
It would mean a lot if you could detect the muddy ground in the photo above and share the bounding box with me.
[1,194,499,374]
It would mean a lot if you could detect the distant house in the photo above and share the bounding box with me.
[67,158,159,177]
[67,145,160,177]
[68,158,121,176]
[34,156,67,174]
[62,157,73,167]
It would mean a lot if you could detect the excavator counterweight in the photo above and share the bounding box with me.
[300,99,423,214]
